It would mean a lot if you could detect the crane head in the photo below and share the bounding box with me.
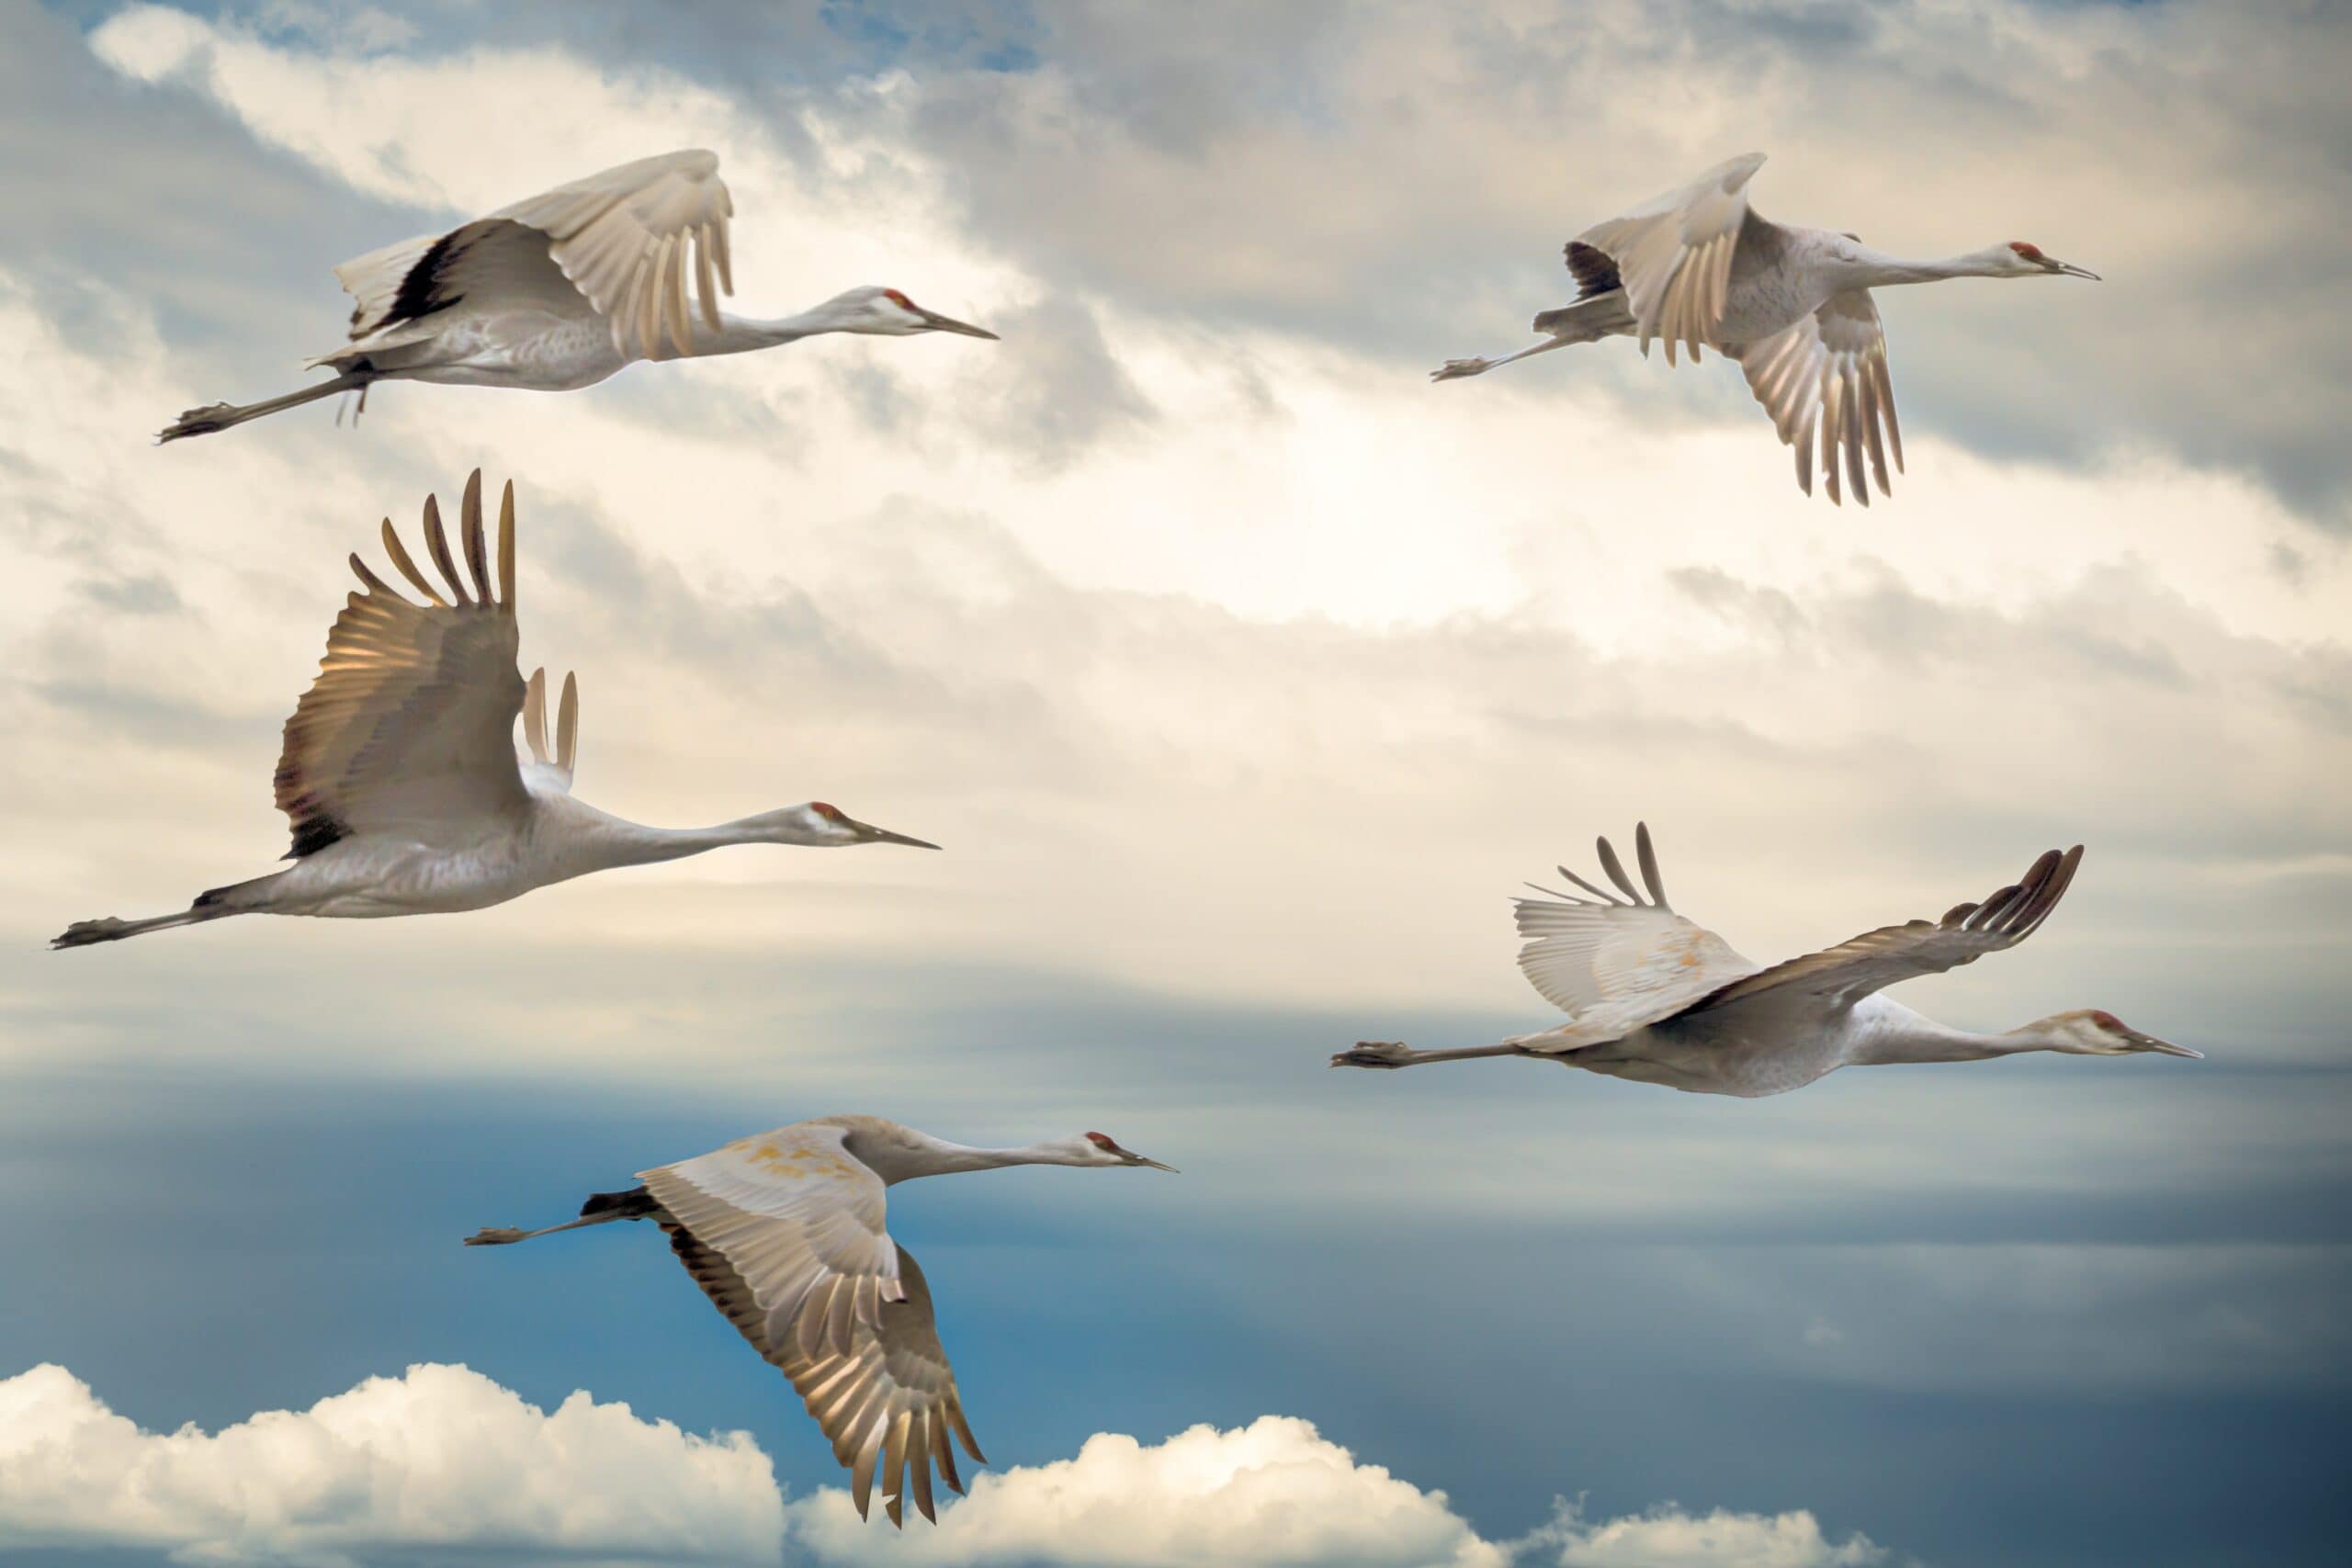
[762,801,942,850]
[2005,242,2100,280]
[2031,1009,2200,1058]
[827,285,999,339]
[1077,1131,1179,1172]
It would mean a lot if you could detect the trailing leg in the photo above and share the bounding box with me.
[1329,1040,1532,1070]
[465,1186,658,1247]
[159,371,368,443]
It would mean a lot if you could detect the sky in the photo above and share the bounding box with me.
[0,1,2347,1564]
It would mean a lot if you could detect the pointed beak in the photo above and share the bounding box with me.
[915,307,998,340]
[2052,261,2101,280]
[2124,1024,2200,1057]
[852,818,942,850]
[1129,1154,1179,1173]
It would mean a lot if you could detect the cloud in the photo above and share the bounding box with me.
[0,1371,1913,1568]
[1532,1499,1891,1568]
[786,1414,1506,1567]
[0,1360,783,1566]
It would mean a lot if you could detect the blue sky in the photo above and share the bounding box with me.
[2,3,2348,1565]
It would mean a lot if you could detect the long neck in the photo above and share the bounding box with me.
[1838,243,2013,290]
[569,807,820,871]
[694,305,851,357]
[1849,1000,2049,1066]
[881,1134,1090,1184]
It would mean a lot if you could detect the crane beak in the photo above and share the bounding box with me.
[915,307,999,340]
[2137,1034,2202,1058]
[853,818,942,850]
[2052,260,2101,280]
[1128,1154,1179,1173]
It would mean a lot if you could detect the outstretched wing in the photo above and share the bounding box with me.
[1573,152,1767,365]
[663,1226,979,1527]
[644,1124,978,1524]
[518,667,579,797]
[1690,846,2084,1020]
[1513,823,1758,1047]
[275,471,528,857]
[334,150,736,362]
[1733,288,1904,506]
[782,1246,981,1526]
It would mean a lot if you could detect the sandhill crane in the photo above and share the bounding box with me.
[1430,152,2099,504]
[51,471,935,948]
[159,149,997,441]
[1333,825,2197,1096]
[465,1114,1175,1526]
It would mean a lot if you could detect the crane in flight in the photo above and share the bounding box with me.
[1333,824,2198,1096]
[52,470,936,948]
[159,149,997,441]
[1431,152,2100,504]
[465,1114,1176,1526]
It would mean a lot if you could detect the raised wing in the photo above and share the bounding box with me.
[1574,152,1766,365]
[1690,845,2084,1019]
[1733,288,1904,506]
[1513,823,1758,1046]
[275,471,528,856]
[334,219,593,345]
[492,148,736,362]
[335,151,735,361]
[519,666,578,797]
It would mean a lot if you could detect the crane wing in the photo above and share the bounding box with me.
[275,471,530,857]
[644,1123,977,1525]
[1513,823,1758,1045]
[336,152,736,361]
[1732,288,1904,506]
[333,219,595,348]
[663,1225,978,1527]
[489,148,736,363]
[518,666,579,797]
[639,1122,906,1370]
[1573,151,1766,366]
[1689,846,2084,1021]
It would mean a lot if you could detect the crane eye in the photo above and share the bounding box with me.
[809,802,843,821]
[1084,1132,1115,1149]
[883,288,914,310]
[2008,242,2044,261]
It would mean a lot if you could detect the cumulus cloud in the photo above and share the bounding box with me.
[788,1414,1506,1567]
[1532,1499,1891,1568]
[0,1375,1912,1568]
[0,1360,783,1566]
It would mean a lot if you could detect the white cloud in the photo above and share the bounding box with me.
[0,1361,784,1566]
[786,1414,1507,1567]
[0,1377,1909,1568]
[1532,1500,1891,1568]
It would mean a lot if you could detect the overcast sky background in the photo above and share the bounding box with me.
[1,2,2347,1565]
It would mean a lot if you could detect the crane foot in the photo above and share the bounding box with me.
[1330,1040,1417,1069]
